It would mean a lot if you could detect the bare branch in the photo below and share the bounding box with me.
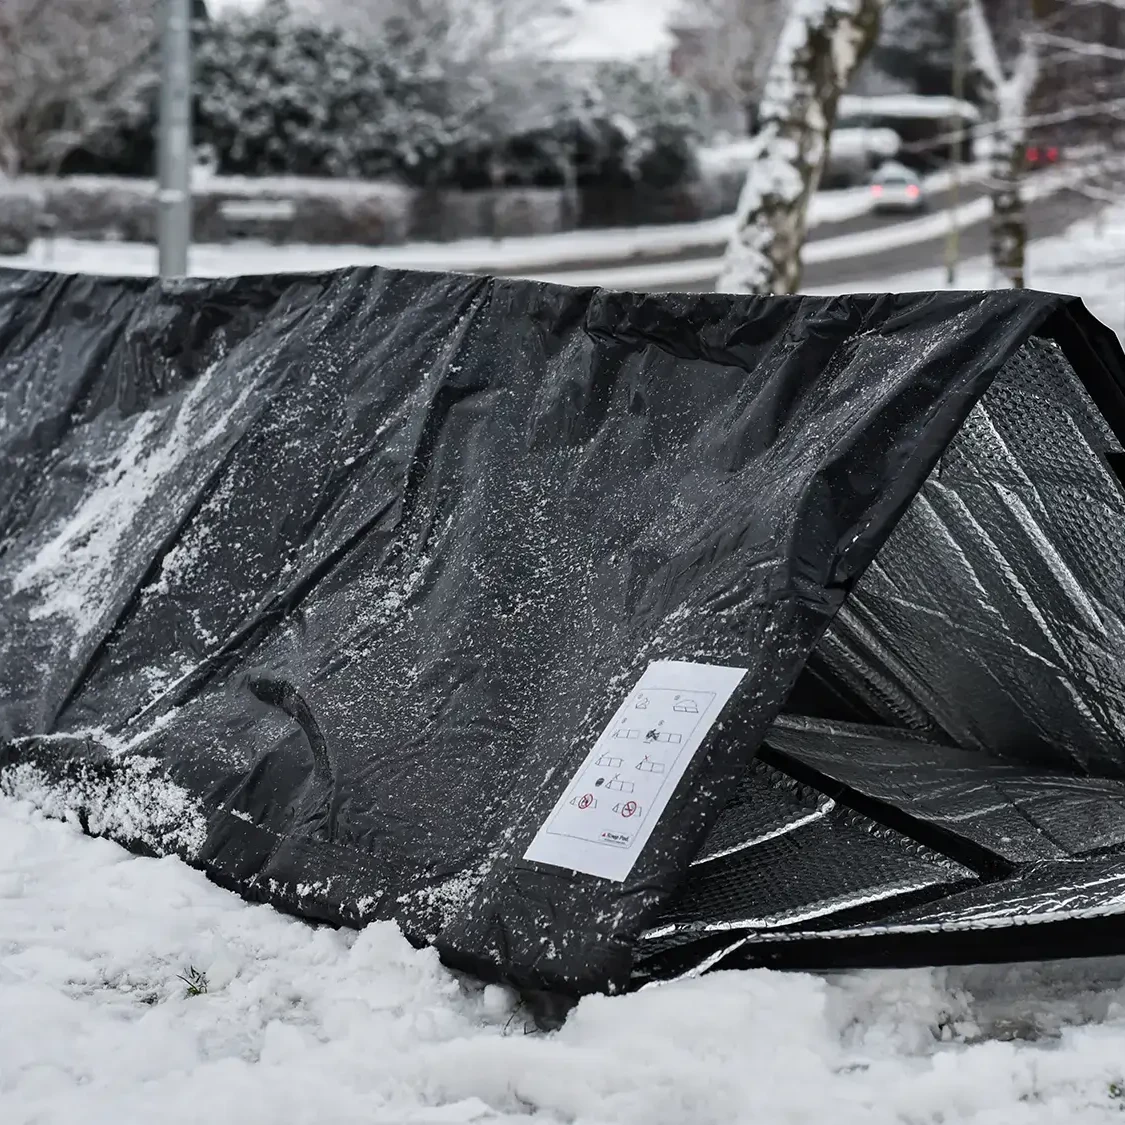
[1032,28,1125,62]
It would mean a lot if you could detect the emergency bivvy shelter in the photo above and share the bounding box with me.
[3,264,1125,1019]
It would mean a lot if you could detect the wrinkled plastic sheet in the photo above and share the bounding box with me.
[3,264,1125,1001]
[636,337,1125,983]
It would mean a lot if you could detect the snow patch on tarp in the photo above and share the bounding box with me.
[0,752,207,858]
[7,356,259,656]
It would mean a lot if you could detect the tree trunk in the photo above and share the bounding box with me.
[962,0,1040,291]
[718,0,887,295]
[990,136,1027,288]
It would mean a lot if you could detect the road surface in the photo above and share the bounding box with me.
[508,180,990,278]
[534,180,1092,293]
[800,185,1091,292]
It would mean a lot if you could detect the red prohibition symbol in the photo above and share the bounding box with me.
[578,793,594,810]
[621,800,638,818]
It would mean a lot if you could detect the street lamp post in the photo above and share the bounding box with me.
[157,0,192,277]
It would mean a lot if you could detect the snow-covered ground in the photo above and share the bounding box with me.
[805,197,1125,340]
[1,166,979,280]
[6,794,1125,1124]
[8,188,1125,1125]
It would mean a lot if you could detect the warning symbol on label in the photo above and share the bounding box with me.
[621,800,638,818]
[578,793,595,810]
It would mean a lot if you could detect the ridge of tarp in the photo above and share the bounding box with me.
[1,263,1123,1000]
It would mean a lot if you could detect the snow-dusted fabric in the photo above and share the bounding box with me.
[1,266,1125,1006]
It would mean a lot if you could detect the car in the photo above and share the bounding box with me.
[869,161,926,214]
[1025,142,1061,171]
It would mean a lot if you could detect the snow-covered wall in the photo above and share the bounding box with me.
[0,172,755,247]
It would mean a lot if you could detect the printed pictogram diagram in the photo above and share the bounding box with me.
[523,665,745,881]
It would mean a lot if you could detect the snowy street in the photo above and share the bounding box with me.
[7,794,1125,1125]
[2,165,1095,299]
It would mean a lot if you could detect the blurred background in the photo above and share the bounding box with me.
[1,0,1124,325]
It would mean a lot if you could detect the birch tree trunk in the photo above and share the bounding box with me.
[964,0,1040,289]
[990,137,1029,288]
[718,0,888,295]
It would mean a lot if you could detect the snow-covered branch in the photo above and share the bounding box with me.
[964,0,1006,90]
[965,0,1040,137]
[1008,30,1041,115]
[718,0,887,294]
[1032,29,1125,63]
[0,0,158,176]
[669,0,785,133]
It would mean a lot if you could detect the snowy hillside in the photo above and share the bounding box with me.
[6,794,1125,1124]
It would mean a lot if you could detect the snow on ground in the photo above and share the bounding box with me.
[6,795,1125,1125]
[8,188,1125,1125]
[0,167,978,280]
[523,166,1074,289]
[804,196,1125,341]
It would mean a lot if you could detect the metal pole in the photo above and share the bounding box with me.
[157,0,192,277]
[945,0,966,286]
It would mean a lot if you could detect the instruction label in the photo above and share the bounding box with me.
[522,660,747,882]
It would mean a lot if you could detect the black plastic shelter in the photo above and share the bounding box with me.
[3,265,1125,1019]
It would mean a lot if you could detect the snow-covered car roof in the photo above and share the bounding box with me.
[871,160,919,181]
[840,94,981,122]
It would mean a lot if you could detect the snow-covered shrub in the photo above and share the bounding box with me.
[192,5,459,185]
[448,61,704,191]
[31,177,157,242]
[0,181,43,253]
[587,61,703,188]
[74,1,704,193]
[14,173,413,246]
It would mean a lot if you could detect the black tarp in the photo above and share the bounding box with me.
[3,265,1125,1009]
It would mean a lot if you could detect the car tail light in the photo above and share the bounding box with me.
[1028,146,1040,163]
[906,184,920,198]
[871,184,883,196]
[1047,146,1059,162]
